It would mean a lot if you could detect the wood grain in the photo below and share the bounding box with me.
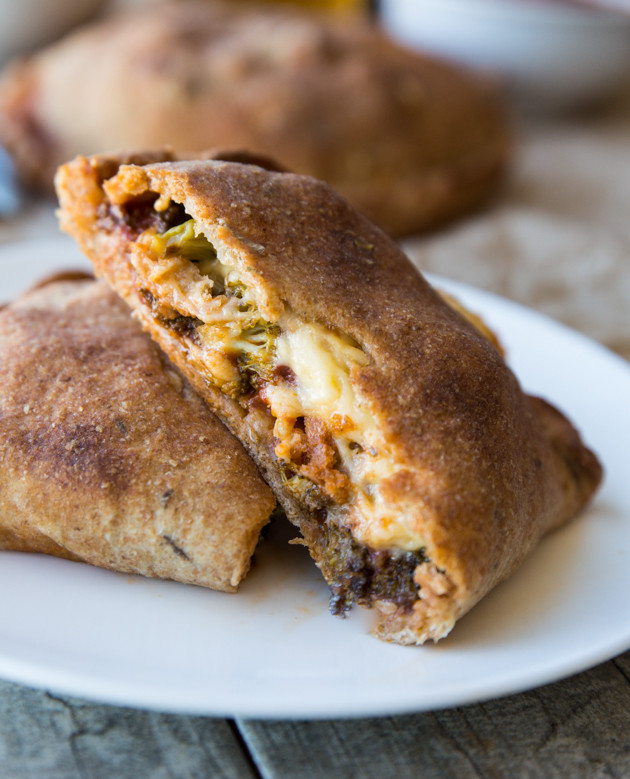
[4,657,630,779]
[0,680,257,779]
[238,650,630,779]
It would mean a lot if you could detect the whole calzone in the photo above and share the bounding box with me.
[0,0,510,237]
[56,152,603,644]
[0,276,275,591]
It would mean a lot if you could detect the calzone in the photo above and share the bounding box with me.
[0,275,275,591]
[0,0,510,237]
[56,153,602,644]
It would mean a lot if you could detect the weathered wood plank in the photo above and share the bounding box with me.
[238,650,630,779]
[0,680,256,779]
[3,653,630,779]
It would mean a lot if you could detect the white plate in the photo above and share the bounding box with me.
[0,236,628,719]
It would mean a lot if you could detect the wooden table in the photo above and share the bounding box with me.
[1,96,629,777]
[3,650,630,778]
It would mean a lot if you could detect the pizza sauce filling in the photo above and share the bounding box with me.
[112,198,430,613]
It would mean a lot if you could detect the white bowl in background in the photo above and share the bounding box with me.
[380,0,630,111]
[0,0,106,65]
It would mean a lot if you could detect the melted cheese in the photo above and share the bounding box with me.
[272,317,426,552]
[275,318,368,421]
[138,219,429,551]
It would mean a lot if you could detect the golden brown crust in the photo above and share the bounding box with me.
[0,0,511,236]
[0,277,275,591]
[56,152,602,643]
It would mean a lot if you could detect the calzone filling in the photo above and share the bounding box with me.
[111,197,494,615]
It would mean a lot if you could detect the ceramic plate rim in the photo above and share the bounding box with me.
[0,237,628,719]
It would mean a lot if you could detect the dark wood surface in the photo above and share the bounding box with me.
[2,649,630,778]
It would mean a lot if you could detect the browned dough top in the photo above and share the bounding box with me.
[0,277,275,591]
[0,0,510,236]
[56,152,602,642]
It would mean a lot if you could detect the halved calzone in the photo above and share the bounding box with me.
[56,152,602,643]
[0,275,275,591]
